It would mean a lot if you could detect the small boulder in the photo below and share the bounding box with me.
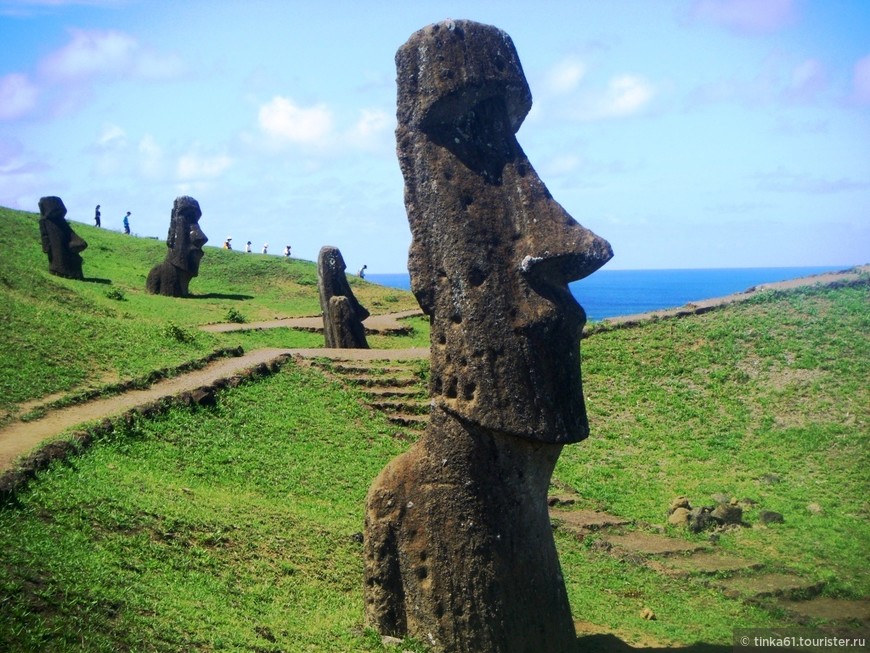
[759,510,785,525]
[668,496,691,515]
[711,502,743,525]
[639,607,656,621]
[806,502,823,515]
[668,507,691,527]
[688,506,715,533]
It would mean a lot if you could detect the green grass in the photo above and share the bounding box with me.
[1,205,867,650]
[557,285,870,599]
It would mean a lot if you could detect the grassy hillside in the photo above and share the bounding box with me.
[1,205,867,650]
[0,206,421,418]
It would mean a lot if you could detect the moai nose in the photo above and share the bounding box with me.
[190,224,208,248]
[517,196,613,288]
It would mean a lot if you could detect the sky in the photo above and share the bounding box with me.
[1,0,868,272]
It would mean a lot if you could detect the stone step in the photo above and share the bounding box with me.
[369,400,429,414]
[778,596,870,627]
[646,551,762,577]
[550,509,630,535]
[717,573,825,600]
[387,414,428,429]
[345,376,421,388]
[330,362,420,375]
[360,386,426,398]
[600,532,709,557]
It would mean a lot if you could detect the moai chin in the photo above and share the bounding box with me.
[146,196,208,297]
[363,20,613,652]
[38,196,88,280]
[317,245,370,349]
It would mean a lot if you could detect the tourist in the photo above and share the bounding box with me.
[358,264,367,279]
[122,211,131,234]
[284,244,291,258]
[223,237,232,250]
[245,241,252,253]
[94,204,101,227]
[262,243,268,254]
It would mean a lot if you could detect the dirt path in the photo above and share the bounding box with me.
[199,309,423,334]
[0,346,427,473]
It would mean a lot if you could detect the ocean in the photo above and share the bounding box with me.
[365,266,846,322]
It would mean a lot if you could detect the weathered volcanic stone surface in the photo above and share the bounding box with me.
[317,246,369,349]
[364,19,612,653]
[38,196,87,280]
[146,196,208,297]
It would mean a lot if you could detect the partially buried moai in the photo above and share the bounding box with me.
[363,20,613,652]
[38,196,87,280]
[146,196,208,297]
[317,245,370,348]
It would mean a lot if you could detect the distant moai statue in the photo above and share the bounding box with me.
[363,20,613,652]
[38,196,88,280]
[146,196,208,297]
[317,245,370,349]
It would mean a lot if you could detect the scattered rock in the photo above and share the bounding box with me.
[667,507,690,527]
[806,502,823,515]
[668,496,691,514]
[381,635,403,647]
[711,502,743,525]
[759,473,781,484]
[759,510,784,525]
[639,607,656,620]
[688,506,715,533]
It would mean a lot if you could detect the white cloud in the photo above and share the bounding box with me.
[755,168,870,194]
[543,58,587,95]
[851,54,870,106]
[258,96,333,145]
[603,75,655,116]
[785,58,827,102]
[97,123,126,146]
[689,0,795,34]
[138,134,164,179]
[0,73,39,120]
[345,108,392,150]
[39,28,184,82]
[569,75,655,121]
[176,152,233,180]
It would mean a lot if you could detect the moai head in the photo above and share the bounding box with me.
[38,195,87,279]
[166,196,207,275]
[317,246,370,322]
[396,20,613,444]
[317,245,370,348]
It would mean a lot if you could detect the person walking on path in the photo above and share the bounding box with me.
[262,243,269,254]
[284,244,291,258]
[245,241,252,253]
[94,205,101,227]
[358,264,367,279]
[122,211,131,234]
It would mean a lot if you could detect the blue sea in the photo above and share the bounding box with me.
[366,266,846,322]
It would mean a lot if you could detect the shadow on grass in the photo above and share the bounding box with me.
[579,635,731,652]
[190,292,254,300]
[83,277,112,285]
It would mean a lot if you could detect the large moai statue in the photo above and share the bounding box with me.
[38,196,87,280]
[146,196,208,297]
[317,245,370,349]
[363,20,613,652]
